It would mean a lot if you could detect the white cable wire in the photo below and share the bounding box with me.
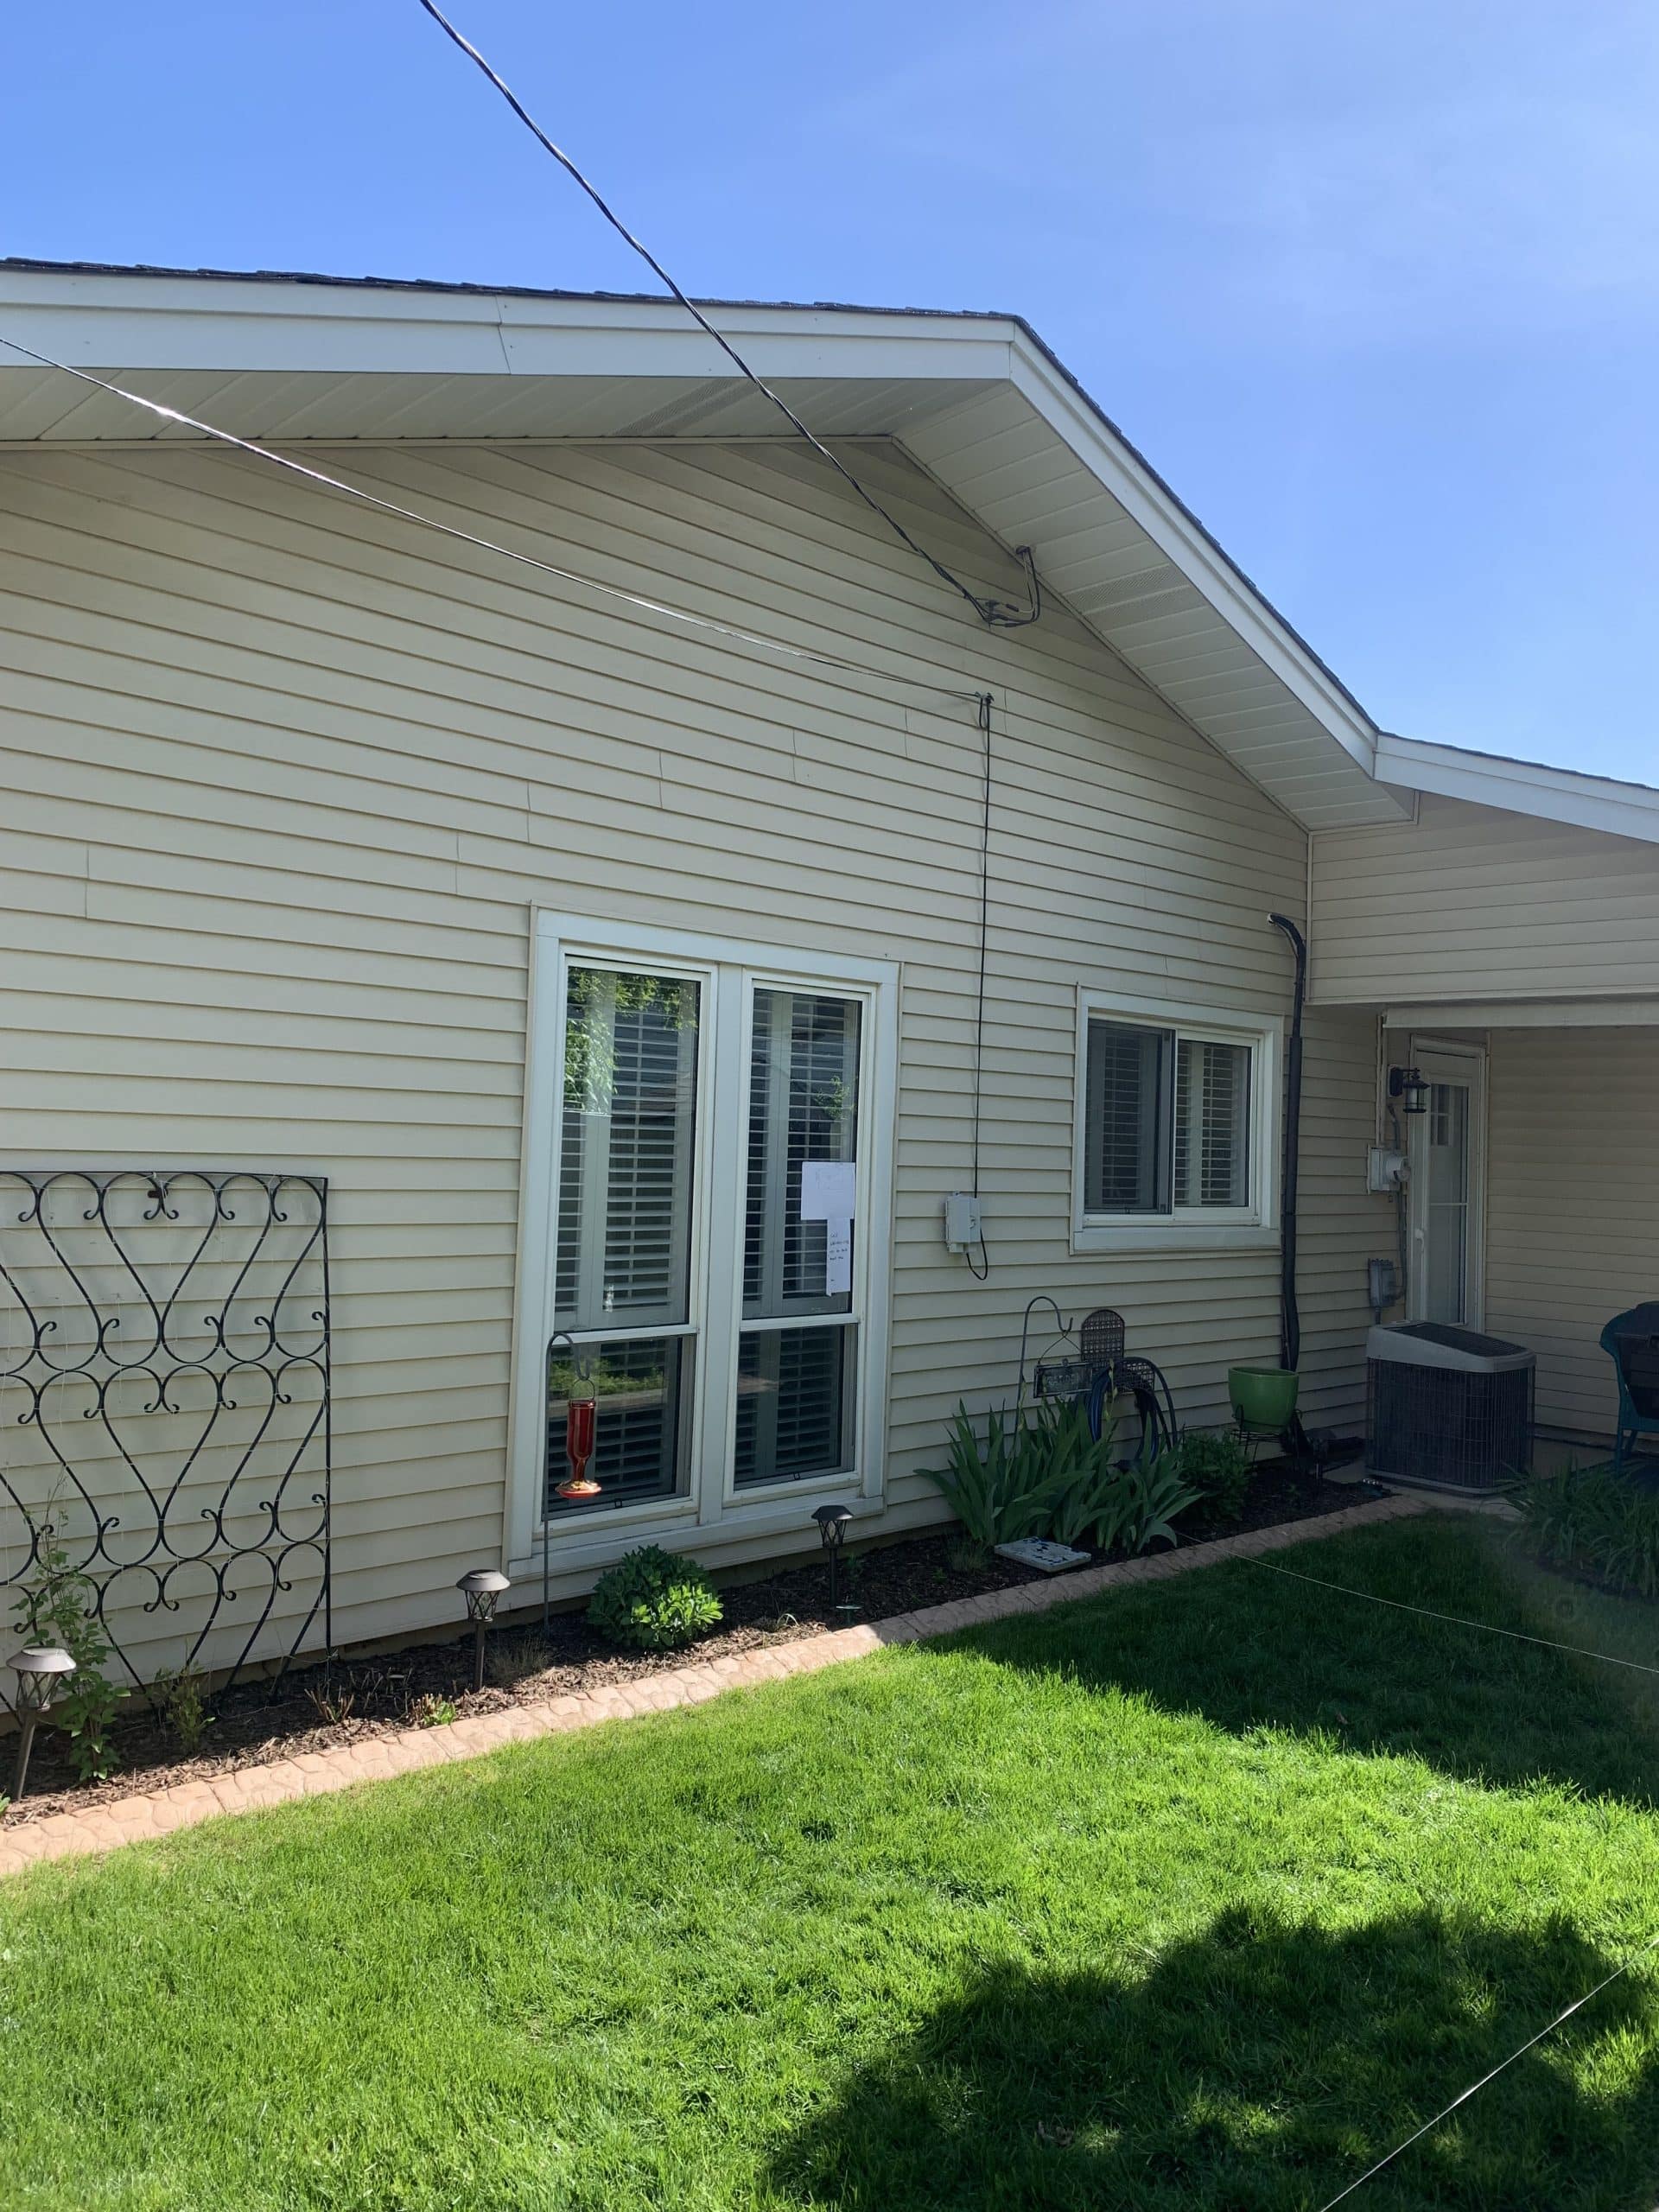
[1236,1551,1659,1678]
[0,335,988,706]
[1314,1937,1659,2209]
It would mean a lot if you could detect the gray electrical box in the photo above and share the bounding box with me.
[943,1192,983,1253]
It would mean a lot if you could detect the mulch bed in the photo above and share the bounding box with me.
[4,1468,1383,1827]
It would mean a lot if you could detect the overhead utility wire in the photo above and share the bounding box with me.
[1313,1936,1659,2210]
[0,337,987,706]
[414,0,1041,633]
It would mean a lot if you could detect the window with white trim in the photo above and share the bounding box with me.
[516,917,896,1555]
[1074,995,1278,1245]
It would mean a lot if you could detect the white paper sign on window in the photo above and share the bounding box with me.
[824,1219,853,1295]
[800,1160,856,1223]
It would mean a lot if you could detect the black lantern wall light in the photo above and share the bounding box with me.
[1389,1065,1429,1116]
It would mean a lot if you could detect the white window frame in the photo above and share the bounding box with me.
[506,912,898,1578]
[1071,988,1282,1254]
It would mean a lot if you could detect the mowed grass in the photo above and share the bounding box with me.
[3,1516,1659,2212]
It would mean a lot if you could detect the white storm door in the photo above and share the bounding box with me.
[1408,1044,1487,1328]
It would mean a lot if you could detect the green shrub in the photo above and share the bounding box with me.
[1168,1427,1255,1525]
[1520,1465,1659,1599]
[150,1662,213,1752]
[10,1529,124,1782]
[919,1405,1029,1552]
[588,1546,724,1652]
[918,1402,1077,1554]
[921,1397,1195,1559]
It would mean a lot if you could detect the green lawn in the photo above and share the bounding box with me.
[3,1516,1659,2212]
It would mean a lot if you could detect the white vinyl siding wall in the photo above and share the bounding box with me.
[1485,1027,1659,1439]
[0,434,1370,1656]
[1309,795,1659,1006]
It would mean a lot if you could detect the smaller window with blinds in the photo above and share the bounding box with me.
[1075,995,1276,1243]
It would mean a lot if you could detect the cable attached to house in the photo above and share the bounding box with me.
[0,334,991,710]
[1236,1549,1659,1679]
[1313,1936,1659,2210]
[413,0,1043,633]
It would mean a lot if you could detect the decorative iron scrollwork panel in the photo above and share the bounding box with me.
[0,1169,331,1695]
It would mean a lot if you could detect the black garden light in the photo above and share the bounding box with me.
[811,1504,855,1621]
[10,1646,75,1801]
[456,1568,512,1694]
[1389,1065,1429,1116]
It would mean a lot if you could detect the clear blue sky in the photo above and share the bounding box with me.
[4,0,1655,782]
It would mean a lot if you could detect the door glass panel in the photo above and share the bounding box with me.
[734,1325,856,1488]
[555,967,700,1331]
[547,1336,691,1516]
[549,965,700,1515]
[738,986,860,1487]
[1423,1081,1471,1325]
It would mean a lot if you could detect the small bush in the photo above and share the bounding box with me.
[1521,1465,1659,1599]
[1169,1427,1255,1525]
[150,1662,213,1752]
[588,1546,724,1652]
[410,1694,460,1728]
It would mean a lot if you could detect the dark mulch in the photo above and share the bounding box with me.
[4,1468,1382,1826]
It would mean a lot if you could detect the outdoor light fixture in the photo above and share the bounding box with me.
[456,1568,512,1694]
[1389,1065,1429,1116]
[811,1503,855,1620]
[10,1645,75,1801]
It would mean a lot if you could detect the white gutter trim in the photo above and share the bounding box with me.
[1376,733,1659,844]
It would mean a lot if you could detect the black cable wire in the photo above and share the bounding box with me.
[0,335,988,708]
[415,0,1042,632]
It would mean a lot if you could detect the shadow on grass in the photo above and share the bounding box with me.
[951,1518,1659,1807]
[772,1905,1659,2211]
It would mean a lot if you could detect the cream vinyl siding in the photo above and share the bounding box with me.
[1309,794,1659,1005]
[0,433,1367,1659]
[1485,1027,1659,1438]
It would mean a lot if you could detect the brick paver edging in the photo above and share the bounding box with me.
[0,1493,1427,1878]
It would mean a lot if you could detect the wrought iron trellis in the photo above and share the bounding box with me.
[0,1169,331,1700]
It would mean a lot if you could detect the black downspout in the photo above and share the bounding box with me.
[1268,913,1307,1376]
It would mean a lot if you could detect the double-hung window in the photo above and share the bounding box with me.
[512,916,896,1566]
[1073,992,1279,1248]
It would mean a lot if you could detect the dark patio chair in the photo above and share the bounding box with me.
[1599,1303,1659,1471]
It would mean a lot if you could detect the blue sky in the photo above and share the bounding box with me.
[3,0,1655,782]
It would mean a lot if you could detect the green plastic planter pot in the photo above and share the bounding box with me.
[1229,1364,1300,1438]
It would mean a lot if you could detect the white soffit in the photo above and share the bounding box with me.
[1376,734,1659,846]
[0,260,1408,830]
[1385,998,1659,1029]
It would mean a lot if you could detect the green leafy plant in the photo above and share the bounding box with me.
[1028,1398,1125,1549]
[918,1404,1069,1555]
[1167,1427,1256,1526]
[10,1531,124,1782]
[410,1694,461,1728]
[1111,1448,1205,1554]
[1520,1465,1659,1599]
[588,1546,723,1652]
[150,1661,213,1752]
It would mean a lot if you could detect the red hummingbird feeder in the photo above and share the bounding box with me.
[556,1389,601,1500]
